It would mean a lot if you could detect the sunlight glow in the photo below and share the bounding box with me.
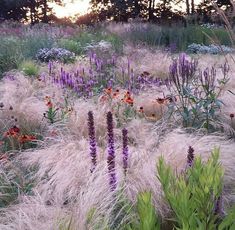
[51,0,90,18]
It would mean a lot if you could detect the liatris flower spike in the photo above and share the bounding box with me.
[122,128,128,176]
[88,111,97,173]
[106,111,117,191]
[187,146,194,168]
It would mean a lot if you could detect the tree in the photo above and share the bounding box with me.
[0,0,63,23]
[0,0,28,21]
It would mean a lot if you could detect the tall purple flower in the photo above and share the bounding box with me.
[88,111,97,173]
[48,61,53,75]
[122,128,128,176]
[187,146,194,168]
[214,193,225,217]
[106,111,117,191]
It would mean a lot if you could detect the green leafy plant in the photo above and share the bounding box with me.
[169,53,229,131]
[43,96,73,124]
[125,191,160,230]
[157,148,235,229]
[18,60,39,76]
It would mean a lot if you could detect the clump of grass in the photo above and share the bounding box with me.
[0,162,35,208]
[124,23,232,50]
[57,38,83,55]
[0,37,23,77]
[18,60,40,77]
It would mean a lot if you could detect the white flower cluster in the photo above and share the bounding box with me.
[187,43,235,54]
[36,47,76,63]
[85,40,112,51]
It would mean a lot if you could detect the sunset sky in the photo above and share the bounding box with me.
[51,0,90,18]
[52,0,202,18]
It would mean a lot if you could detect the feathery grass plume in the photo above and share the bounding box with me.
[106,111,117,191]
[88,111,97,173]
[187,146,194,168]
[122,128,128,176]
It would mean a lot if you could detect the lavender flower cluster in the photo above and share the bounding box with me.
[169,52,198,88]
[48,53,116,98]
[36,48,76,63]
[51,67,98,98]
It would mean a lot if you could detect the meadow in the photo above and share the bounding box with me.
[0,21,235,229]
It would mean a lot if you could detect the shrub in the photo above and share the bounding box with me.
[18,60,40,76]
[57,38,83,55]
[36,48,76,63]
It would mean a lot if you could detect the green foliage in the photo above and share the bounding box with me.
[0,163,34,208]
[102,32,123,54]
[157,148,235,229]
[126,192,160,230]
[43,96,73,124]
[125,24,232,51]
[18,60,39,76]
[0,37,23,77]
[44,106,60,124]
[136,192,160,230]
[168,54,229,131]
[21,33,55,59]
[57,38,83,55]
[58,216,74,230]
[71,30,123,55]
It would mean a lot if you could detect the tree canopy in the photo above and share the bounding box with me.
[0,0,234,25]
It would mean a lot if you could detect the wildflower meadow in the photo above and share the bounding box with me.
[0,19,235,230]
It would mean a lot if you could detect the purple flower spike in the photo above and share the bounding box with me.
[88,111,97,173]
[214,194,225,217]
[48,61,52,75]
[122,128,128,176]
[187,146,194,167]
[106,111,117,191]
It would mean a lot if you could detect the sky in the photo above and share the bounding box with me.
[52,0,203,18]
[51,0,90,18]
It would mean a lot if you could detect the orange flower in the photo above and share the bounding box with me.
[100,95,107,102]
[46,101,53,108]
[123,91,130,99]
[141,71,150,77]
[156,98,165,104]
[112,90,120,98]
[104,87,112,95]
[138,106,144,113]
[18,135,36,144]
[4,126,20,138]
[44,96,51,101]
[124,96,134,105]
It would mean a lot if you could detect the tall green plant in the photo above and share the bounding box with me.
[126,192,160,230]
[157,148,235,229]
[168,53,229,131]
